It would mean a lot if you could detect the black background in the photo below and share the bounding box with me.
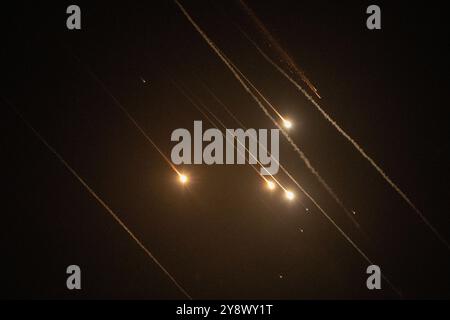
[1,1,449,299]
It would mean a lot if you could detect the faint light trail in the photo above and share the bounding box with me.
[174,0,403,297]
[224,54,291,126]
[66,50,185,183]
[170,78,293,196]
[286,163,402,297]
[222,46,360,228]
[239,26,450,250]
[3,98,192,300]
[209,39,360,228]
[201,69,361,227]
[238,0,321,99]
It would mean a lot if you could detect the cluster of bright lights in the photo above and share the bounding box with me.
[175,116,294,196]
[177,174,295,202]
[265,179,295,201]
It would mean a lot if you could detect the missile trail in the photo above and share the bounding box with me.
[227,57,285,121]
[66,50,183,178]
[203,80,364,232]
[200,82,247,129]
[170,78,292,194]
[238,0,321,99]
[3,98,192,300]
[201,90,389,292]
[291,175,402,298]
[194,85,309,205]
[175,0,359,229]
[182,13,359,229]
[174,0,402,296]
[239,29,450,250]
[224,55,360,228]
[188,89,292,194]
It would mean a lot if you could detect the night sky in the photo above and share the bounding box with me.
[1,1,449,299]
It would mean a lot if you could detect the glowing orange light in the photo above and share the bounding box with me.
[266,180,276,190]
[179,174,188,184]
[285,190,295,200]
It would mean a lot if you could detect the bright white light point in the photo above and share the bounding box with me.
[352,210,356,215]
[283,119,292,129]
[266,180,276,190]
[179,174,188,184]
[285,190,295,200]
[306,208,309,212]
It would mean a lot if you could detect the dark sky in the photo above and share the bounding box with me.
[1,1,449,299]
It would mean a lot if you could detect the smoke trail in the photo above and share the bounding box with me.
[3,99,192,300]
[170,78,291,193]
[200,84,374,273]
[179,8,361,229]
[290,175,402,298]
[240,30,450,250]
[175,0,359,229]
[203,81,364,229]
[238,0,321,98]
[225,56,361,229]
[174,0,402,296]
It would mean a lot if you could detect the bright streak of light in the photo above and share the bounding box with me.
[239,28,449,246]
[4,99,192,299]
[220,55,360,226]
[65,51,182,178]
[237,1,321,98]
[171,78,291,193]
